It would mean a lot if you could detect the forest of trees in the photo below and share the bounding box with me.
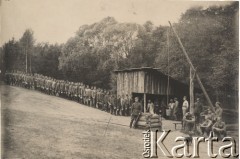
[1,2,238,106]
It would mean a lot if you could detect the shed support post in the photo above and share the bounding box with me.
[144,93,146,113]
[190,67,194,114]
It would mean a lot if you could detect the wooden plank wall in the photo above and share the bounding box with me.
[117,71,144,97]
[117,70,189,97]
[144,72,174,95]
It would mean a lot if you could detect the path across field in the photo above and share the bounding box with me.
[1,85,238,158]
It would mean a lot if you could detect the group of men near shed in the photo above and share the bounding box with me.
[167,96,226,138]
[5,71,227,137]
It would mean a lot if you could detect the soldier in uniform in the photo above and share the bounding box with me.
[96,89,103,109]
[60,81,64,97]
[116,95,121,116]
[43,77,47,94]
[68,82,73,100]
[19,73,24,87]
[5,72,10,85]
[108,93,112,114]
[120,95,125,116]
[89,86,93,107]
[102,90,108,111]
[45,77,49,93]
[92,86,97,108]
[72,83,77,101]
[84,85,90,106]
[64,81,70,99]
[39,77,43,92]
[51,79,56,95]
[34,75,39,91]
[113,94,117,114]
[79,83,85,104]
[76,83,80,102]
[31,74,35,89]
[130,97,142,128]
[82,85,86,105]
[48,78,53,95]
[55,80,60,96]
[22,74,27,88]
[109,94,115,114]
[72,82,77,101]
[125,94,131,116]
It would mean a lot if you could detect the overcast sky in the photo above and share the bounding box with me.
[1,0,232,45]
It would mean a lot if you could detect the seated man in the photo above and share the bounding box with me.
[200,116,212,136]
[206,109,215,122]
[183,112,195,131]
[212,117,227,138]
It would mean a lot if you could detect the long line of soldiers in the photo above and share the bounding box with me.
[5,71,132,116]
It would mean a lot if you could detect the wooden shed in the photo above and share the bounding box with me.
[114,67,190,112]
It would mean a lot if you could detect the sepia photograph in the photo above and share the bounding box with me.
[0,0,239,158]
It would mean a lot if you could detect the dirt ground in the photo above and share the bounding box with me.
[1,85,239,159]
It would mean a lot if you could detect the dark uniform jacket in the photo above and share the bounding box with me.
[194,101,203,114]
[131,102,142,116]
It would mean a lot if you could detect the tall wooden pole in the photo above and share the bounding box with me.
[25,48,28,73]
[30,51,32,74]
[166,29,170,105]
[190,67,194,114]
[144,93,146,113]
[168,21,215,112]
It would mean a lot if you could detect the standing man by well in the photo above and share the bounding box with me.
[182,96,189,117]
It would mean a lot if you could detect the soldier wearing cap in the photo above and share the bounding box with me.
[130,97,142,128]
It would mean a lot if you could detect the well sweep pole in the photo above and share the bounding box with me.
[168,21,215,112]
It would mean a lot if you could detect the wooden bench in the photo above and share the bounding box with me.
[173,122,182,130]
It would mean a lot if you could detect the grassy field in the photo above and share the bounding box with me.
[1,85,238,159]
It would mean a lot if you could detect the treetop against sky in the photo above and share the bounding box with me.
[1,0,232,46]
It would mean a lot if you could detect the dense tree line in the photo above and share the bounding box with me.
[2,29,62,79]
[2,2,238,106]
[155,2,238,103]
